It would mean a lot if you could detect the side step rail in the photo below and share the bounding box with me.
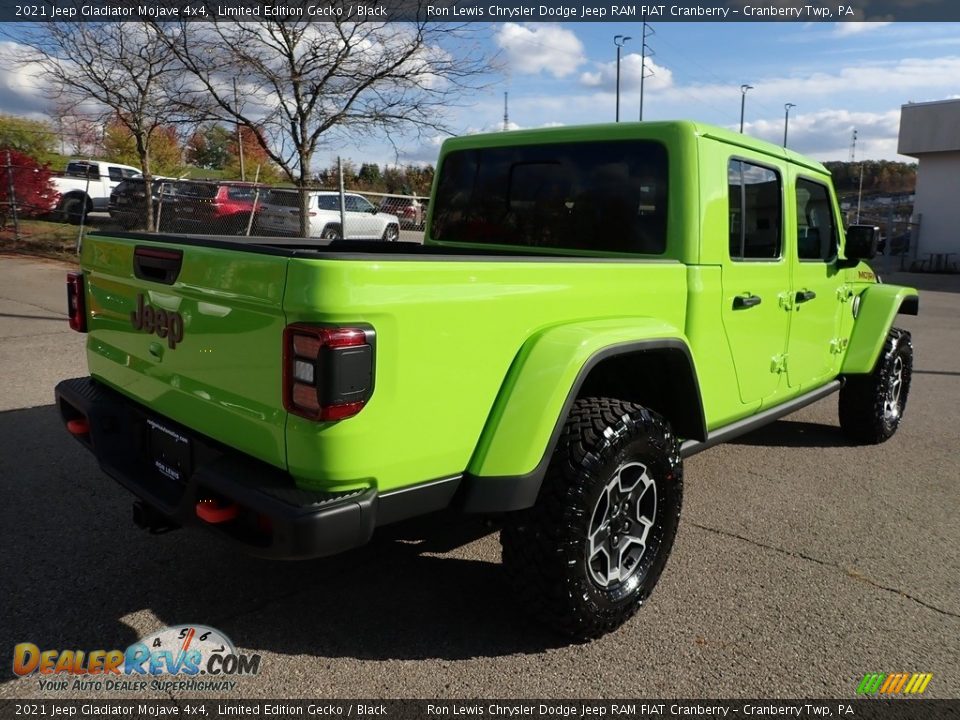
[680,380,843,458]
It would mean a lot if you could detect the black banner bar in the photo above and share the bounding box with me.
[0,700,958,720]
[1,0,960,22]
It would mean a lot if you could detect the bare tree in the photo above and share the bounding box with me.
[8,22,185,229]
[164,13,494,235]
[53,101,103,158]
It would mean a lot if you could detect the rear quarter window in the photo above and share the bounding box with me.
[226,186,258,201]
[431,140,669,254]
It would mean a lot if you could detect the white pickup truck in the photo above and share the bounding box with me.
[54,159,142,223]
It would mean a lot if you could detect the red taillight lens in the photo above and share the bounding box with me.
[283,324,374,421]
[67,272,87,332]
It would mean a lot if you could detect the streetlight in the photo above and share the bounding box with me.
[783,103,796,147]
[614,35,631,122]
[739,84,753,133]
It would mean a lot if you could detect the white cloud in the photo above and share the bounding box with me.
[495,23,585,78]
[580,53,673,92]
[652,55,960,109]
[833,21,893,36]
[0,40,52,117]
[743,108,904,160]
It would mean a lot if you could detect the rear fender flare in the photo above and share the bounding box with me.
[460,318,705,513]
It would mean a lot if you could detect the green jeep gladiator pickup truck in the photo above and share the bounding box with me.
[56,121,918,639]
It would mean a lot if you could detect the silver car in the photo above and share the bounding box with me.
[255,190,400,241]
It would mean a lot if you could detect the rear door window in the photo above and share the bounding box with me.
[345,195,374,212]
[66,161,100,179]
[728,160,782,261]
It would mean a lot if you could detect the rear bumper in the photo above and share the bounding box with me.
[55,377,458,559]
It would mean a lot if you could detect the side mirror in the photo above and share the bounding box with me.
[839,224,879,268]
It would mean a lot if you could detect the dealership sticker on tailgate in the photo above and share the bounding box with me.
[147,418,191,482]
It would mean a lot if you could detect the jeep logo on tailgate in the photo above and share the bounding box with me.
[130,293,185,349]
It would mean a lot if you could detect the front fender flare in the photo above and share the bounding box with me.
[842,284,918,375]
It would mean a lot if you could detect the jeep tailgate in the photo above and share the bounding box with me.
[81,235,289,469]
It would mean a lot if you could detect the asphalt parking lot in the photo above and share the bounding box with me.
[0,253,957,700]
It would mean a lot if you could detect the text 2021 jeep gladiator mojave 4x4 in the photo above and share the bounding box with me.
[57,122,918,639]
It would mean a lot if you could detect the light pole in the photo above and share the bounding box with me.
[614,35,631,122]
[739,84,753,133]
[783,103,796,147]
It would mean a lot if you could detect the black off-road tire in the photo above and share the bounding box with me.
[500,397,683,640]
[839,328,913,444]
[382,223,400,242]
[321,224,342,240]
[60,197,88,225]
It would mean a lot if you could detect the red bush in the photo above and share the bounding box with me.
[0,149,58,224]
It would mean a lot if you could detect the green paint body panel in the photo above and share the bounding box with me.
[841,283,919,374]
[82,237,290,468]
[282,259,687,491]
[75,121,917,499]
[468,317,688,478]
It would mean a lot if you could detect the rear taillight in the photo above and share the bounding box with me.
[283,324,374,421]
[66,272,87,332]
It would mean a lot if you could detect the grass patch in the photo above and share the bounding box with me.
[0,216,125,263]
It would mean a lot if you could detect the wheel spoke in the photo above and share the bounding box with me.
[586,461,658,588]
[884,356,905,420]
[590,522,611,550]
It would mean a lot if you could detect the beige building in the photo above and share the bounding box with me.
[898,99,960,257]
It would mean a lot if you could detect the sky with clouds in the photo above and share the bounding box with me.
[1,21,958,170]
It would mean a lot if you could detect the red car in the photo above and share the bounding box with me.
[160,181,267,235]
[378,195,425,230]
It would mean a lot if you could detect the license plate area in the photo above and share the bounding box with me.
[147,418,192,484]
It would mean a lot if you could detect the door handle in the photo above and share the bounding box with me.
[733,294,762,310]
[795,290,817,304]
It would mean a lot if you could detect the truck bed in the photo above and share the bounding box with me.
[98,232,679,262]
[78,231,688,496]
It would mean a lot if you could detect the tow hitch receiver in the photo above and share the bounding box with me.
[132,501,179,535]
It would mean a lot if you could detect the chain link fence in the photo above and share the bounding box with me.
[109,179,427,243]
[0,152,62,240]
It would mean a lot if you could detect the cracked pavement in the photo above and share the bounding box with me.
[0,254,957,699]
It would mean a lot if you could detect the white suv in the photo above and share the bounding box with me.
[255,190,400,241]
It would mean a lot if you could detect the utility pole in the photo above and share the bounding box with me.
[4,150,21,242]
[850,129,864,222]
[857,160,865,223]
[503,91,509,131]
[783,103,796,147]
[639,22,655,121]
[739,84,753,133]
[614,35,631,122]
[233,78,245,181]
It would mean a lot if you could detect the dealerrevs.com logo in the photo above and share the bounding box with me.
[13,625,261,693]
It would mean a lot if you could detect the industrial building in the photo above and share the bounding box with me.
[898,98,960,269]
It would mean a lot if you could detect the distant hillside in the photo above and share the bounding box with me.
[823,160,916,195]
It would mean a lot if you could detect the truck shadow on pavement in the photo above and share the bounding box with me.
[0,404,568,671]
[728,419,858,448]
